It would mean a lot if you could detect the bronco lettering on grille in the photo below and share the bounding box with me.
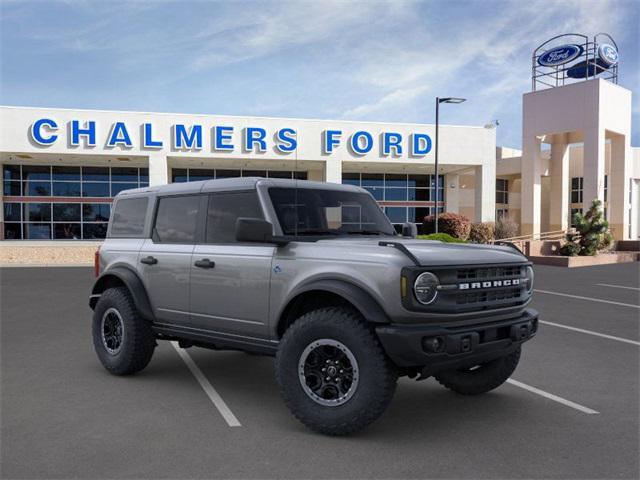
[459,279,520,290]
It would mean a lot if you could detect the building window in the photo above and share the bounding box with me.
[496,208,509,220]
[604,175,608,203]
[171,168,307,183]
[496,179,508,204]
[570,208,583,228]
[571,177,583,203]
[2,164,147,240]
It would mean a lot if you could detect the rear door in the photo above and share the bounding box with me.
[189,190,274,339]
[139,194,202,325]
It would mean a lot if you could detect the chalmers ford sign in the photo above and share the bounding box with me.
[29,118,434,157]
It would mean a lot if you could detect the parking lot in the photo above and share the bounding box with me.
[1,263,638,479]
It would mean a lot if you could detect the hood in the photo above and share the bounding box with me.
[314,237,527,266]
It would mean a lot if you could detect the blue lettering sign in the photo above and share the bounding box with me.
[598,44,618,66]
[71,120,96,147]
[244,127,267,152]
[173,124,202,150]
[350,131,373,155]
[383,132,403,156]
[143,123,163,148]
[107,122,132,148]
[323,130,342,154]
[214,126,234,151]
[30,118,58,145]
[411,133,432,156]
[538,44,583,67]
[275,128,297,153]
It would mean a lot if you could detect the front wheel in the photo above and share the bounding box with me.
[275,307,398,436]
[434,348,521,395]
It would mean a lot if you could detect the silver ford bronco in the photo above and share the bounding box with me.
[90,177,537,435]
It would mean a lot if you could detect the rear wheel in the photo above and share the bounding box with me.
[434,348,521,395]
[92,287,156,375]
[275,307,397,436]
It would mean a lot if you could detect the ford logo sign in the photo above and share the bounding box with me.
[598,43,618,66]
[538,44,583,67]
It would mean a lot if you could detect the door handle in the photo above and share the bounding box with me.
[194,258,215,269]
[140,256,158,265]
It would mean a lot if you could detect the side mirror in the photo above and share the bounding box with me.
[401,222,417,238]
[235,218,289,245]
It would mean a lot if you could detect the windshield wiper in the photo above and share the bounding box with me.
[346,230,386,235]
[293,230,341,236]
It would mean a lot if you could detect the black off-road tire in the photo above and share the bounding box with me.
[275,307,398,436]
[92,287,156,375]
[434,347,521,395]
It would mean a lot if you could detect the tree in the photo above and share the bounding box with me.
[560,199,613,256]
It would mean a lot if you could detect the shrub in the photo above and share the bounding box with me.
[416,233,467,243]
[422,212,471,240]
[559,199,613,256]
[495,217,519,239]
[469,222,495,244]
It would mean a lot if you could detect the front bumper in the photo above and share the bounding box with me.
[376,308,538,372]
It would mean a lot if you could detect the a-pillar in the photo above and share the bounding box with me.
[549,134,570,232]
[148,153,169,186]
[521,135,543,236]
[609,133,631,240]
[582,126,605,212]
[474,164,495,222]
[324,159,342,184]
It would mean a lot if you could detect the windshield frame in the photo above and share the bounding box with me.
[264,185,397,240]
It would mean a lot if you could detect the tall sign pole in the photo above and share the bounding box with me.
[434,97,440,234]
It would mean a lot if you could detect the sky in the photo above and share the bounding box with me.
[1,0,638,148]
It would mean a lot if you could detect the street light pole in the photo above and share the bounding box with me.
[435,97,440,233]
[433,96,466,234]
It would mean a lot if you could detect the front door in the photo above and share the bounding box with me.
[189,191,274,339]
[139,194,201,325]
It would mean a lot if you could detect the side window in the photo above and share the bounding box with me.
[109,197,148,237]
[153,195,200,243]
[206,192,263,243]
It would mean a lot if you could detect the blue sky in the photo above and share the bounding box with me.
[1,0,638,148]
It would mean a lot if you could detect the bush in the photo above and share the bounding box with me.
[422,213,471,240]
[469,222,495,244]
[559,199,613,256]
[495,217,519,239]
[416,233,467,243]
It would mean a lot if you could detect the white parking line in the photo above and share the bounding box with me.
[540,320,640,346]
[596,283,640,291]
[506,379,599,415]
[171,342,242,427]
[534,289,640,309]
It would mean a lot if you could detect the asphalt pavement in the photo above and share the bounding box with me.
[1,263,638,479]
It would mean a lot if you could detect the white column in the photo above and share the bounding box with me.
[148,153,169,186]
[521,135,542,236]
[445,173,459,213]
[474,163,495,223]
[582,126,605,211]
[609,134,631,240]
[324,159,342,184]
[549,135,570,232]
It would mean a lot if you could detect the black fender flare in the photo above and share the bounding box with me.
[90,266,155,321]
[280,278,390,325]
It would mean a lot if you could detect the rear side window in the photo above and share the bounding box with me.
[109,197,148,237]
[153,195,200,243]
[206,192,263,243]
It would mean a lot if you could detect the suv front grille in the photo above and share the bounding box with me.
[456,287,522,305]
[457,265,523,281]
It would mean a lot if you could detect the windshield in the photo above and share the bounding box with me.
[268,187,396,237]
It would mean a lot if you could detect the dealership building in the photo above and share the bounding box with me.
[1,35,638,244]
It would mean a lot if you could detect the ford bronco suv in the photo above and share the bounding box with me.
[90,177,537,435]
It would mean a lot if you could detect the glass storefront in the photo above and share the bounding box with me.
[2,164,148,239]
[343,172,445,229]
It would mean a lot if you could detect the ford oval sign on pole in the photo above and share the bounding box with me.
[598,44,618,66]
[537,44,583,67]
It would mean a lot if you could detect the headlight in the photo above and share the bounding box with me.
[525,266,534,293]
[414,272,439,305]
